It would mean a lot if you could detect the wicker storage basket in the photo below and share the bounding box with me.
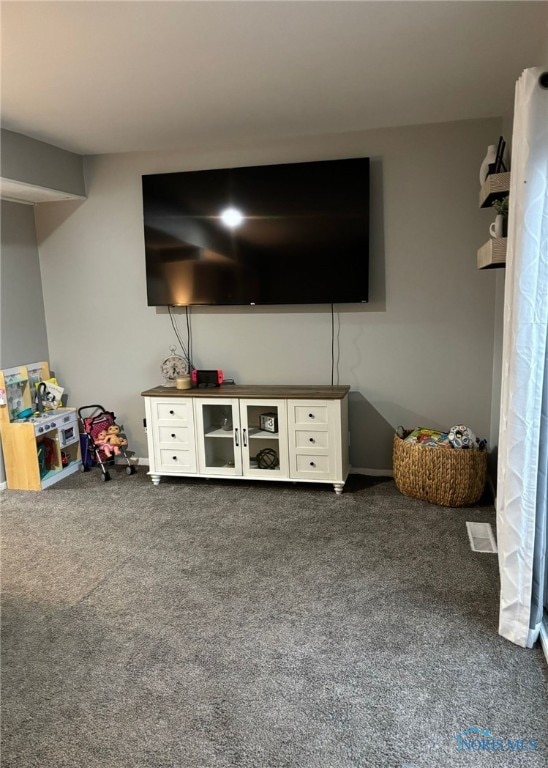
[393,432,487,507]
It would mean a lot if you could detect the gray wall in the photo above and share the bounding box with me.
[1,201,49,367]
[542,4,548,62]
[1,129,85,197]
[34,117,501,470]
[0,199,50,483]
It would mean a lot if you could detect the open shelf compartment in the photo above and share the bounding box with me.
[478,237,507,269]
[479,172,510,208]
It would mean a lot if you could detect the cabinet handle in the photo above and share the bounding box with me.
[169,410,175,415]
[243,428,247,447]
[172,456,177,461]
[234,428,239,447]
[309,413,315,419]
[309,437,315,443]
[310,461,316,467]
[171,433,176,438]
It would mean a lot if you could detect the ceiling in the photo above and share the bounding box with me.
[1,1,546,156]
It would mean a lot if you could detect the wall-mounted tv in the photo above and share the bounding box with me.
[142,157,369,306]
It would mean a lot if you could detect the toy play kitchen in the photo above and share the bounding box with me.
[0,361,82,490]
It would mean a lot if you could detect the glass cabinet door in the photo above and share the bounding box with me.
[195,399,241,475]
[239,400,288,479]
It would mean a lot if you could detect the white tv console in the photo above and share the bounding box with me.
[142,385,349,494]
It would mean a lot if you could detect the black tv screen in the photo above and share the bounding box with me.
[142,157,369,306]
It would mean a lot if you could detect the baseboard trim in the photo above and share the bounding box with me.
[114,457,149,466]
[350,467,394,477]
[0,480,7,491]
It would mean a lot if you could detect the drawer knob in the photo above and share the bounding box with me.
[172,455,177,461]
[309,437,315,443]
[171,433,176,438]
[310,461,316,467]
[169,410,175,415]
[309,413,315,419]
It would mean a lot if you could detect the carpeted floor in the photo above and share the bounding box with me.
[1,470,547,768]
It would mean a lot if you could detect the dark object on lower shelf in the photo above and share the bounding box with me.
[392,431,487,507]
[256,447,279,470]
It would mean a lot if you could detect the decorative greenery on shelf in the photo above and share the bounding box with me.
[491,195,509,218]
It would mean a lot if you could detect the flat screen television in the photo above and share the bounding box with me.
[142,157,369,306]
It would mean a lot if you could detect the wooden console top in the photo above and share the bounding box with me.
[141,384,350,399]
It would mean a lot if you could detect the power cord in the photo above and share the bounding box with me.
[185,306,193,371]
[331,303,334,386]
[330,303,340,386]
[168,306,193,370]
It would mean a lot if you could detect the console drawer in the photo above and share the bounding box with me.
[158,425,193,447]
[292,453,332,478]
[292,403,329,428]
[293,429,329,451]
[158,448,196,473]
[155,400,193,426]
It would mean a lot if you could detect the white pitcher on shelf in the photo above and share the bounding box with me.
[490,214,506,238]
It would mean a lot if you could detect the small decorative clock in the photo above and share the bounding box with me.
[161,346,188,387]
[260,412,278,433]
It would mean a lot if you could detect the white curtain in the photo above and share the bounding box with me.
[497,67,548,649]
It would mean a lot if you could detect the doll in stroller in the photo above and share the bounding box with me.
[79,405,137,481]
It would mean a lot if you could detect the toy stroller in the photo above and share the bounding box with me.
[78,404,137,482]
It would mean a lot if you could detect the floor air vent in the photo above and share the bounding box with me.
[466,521,498,553]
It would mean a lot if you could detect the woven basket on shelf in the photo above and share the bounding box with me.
[392,432,487,507]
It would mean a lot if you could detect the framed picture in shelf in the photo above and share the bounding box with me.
[494,135,507,173]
